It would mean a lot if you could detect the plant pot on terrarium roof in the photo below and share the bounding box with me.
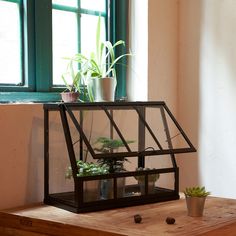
[60,58,81,103]
[71,16,131,102]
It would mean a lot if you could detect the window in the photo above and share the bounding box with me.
[52,0,106,87]
[0,0,22,86]
[0,0,128,102]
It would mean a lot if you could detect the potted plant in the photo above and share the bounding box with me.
[94,136,135,199]
[60,58,81,103]
[73,16,131,102]
[134,167,160,195]
[66,160,109,202]
[184,186,210,217]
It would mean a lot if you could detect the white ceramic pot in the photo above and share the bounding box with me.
[88,77,117,102]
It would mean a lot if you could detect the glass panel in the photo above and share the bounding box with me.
[0,1,21,84]
[52,0,78,8]
[52,9,78,85]
[81,14,106,58]
[81,0,106,12]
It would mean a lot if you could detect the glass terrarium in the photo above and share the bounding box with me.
[43,101,196,213]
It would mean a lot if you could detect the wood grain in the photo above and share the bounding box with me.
[1,197,236,236]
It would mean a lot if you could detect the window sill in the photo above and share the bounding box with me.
[0,92,61,104]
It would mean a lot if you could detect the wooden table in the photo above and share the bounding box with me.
[1,197,236,236]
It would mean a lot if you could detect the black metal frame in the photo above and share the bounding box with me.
[43,101,196,213]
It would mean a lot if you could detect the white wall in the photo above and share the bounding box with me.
[179,0,236,198]
[148,0,179,113]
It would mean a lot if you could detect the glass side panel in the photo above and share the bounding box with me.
[81,0,106,12]
[52,0,78,7]
[52,9,78,86]
[0,1,21,85]
[145,107,190,150]
[48,112,74,195]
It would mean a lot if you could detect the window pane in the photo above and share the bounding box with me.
[52,0,77,8]
[0,1,21,85]
[81,0,106,12]
[81,14,106,57]
[52,9,78,86]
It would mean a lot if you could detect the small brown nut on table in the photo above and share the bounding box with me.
[134,214,142,223]
[166,217,175,224]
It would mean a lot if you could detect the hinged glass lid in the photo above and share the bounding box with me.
[58,101,196,161]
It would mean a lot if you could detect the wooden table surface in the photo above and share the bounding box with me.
[1,196,236,236]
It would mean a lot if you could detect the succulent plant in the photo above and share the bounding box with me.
[184,186,210,197]
[134,167,160,182]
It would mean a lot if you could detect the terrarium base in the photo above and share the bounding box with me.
[44,185,179,213]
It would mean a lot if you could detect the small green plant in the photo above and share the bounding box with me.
[134,167,160,182]
[94,137,135,173]
[184,186,210,197]
[61,58,81,93]
[65,160,109,178]
[94,136,135,153]
[70,16,131,101]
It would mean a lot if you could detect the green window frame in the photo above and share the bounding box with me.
[0,0,128,102]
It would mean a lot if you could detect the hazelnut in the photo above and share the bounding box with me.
[166,217,175,224]
[134,214,142,223]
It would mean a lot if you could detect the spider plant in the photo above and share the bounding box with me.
[61,58,81,93]
[72,16,131,101]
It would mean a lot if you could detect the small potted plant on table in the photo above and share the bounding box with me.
[184,186,210,217]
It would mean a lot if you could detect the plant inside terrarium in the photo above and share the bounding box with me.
[134,167,160,182]
[93,136,134,153]
[65,160,109,179]
[94,136,135,173]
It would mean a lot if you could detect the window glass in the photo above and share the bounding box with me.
[0,1,21,85]
[81,0,106,12]
[52,9,78,86]
[52,0,77,8]
[81,14,106,57]
[52,1,106,87]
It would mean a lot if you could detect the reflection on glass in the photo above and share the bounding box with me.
[52,10,78,85]
[81,0,106,12]
[0,1,21,84]
[81,14,106,57]
[52,0,77,8]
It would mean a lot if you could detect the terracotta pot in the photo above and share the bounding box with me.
[61,92,79,103]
